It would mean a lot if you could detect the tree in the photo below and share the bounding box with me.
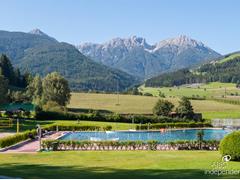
[0,54,15,84]
[10,91,27,103]
[236,81,240,88]
[176,96,194,117]
[26,75,43,105]
[153,99,174,116]
[42,72,71,106]
[132,87,140,95]
[0,75,8,104]
[197,130,204,149]
[158,91,166,98]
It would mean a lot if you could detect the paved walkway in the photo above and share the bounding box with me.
[2,132,61,153]
[3,140,39,153]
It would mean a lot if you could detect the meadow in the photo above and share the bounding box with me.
[0,151,239,178]
[69,90,240,119]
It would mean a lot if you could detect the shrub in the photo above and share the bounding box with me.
[220,131,240,161]
[136,122,212,130]
[103,125,112,131]
[153,99,174,116]
[143,92,153,96]
[43,124,102,131]
[0,130,37,148]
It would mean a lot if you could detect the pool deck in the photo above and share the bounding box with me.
[1,132,60,153]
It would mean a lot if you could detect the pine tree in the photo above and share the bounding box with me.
[0,75,8,104]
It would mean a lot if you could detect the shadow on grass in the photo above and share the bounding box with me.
[68,108,113,114]
[0,163,237,179]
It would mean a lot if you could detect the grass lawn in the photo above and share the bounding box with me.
[0,151,239,178]
[0,120,136,133]
[69,92,240,119]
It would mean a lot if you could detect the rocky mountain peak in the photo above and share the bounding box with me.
[29,28,47,36]
[77,35,221,79]
[28,28,57,42]
[154,35,205,50]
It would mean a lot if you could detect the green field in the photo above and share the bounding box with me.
[217,53,240,64]
[140,82,240,98]
[69,91,240,119]
[0,151,239,178]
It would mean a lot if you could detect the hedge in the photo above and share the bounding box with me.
[136,122,212,130]
[36,111,201,124]
[0,130,37,148]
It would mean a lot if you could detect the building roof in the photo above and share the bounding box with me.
[0,103,35,112]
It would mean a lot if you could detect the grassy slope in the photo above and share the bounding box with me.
[217,53,240,64]
[140,82,238,98]
[69,92,240,119]
[0,151,239,178]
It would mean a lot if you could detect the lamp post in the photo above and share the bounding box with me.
[37,124,42,151]
[16,118,19,133]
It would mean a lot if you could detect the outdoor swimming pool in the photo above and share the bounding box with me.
[59,129,231,142]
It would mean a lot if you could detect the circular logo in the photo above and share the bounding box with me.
[222,155,231,162]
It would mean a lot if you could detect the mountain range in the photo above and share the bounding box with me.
[0,29,138,92]
[0,28,224,92]
[78,35,221,79]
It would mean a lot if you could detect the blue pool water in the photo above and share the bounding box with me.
[59,129,232,142]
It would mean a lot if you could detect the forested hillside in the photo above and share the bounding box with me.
[0,30,138,92]
[145,53,240,87]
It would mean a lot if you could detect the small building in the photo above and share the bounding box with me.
[0,103,35,112]
[0,103,36,118]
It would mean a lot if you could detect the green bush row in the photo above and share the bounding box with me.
[42,124,112,131]
[42,139,219,151]
[42,140,159,151]
[0,130,37,148]
[136,122,212,130]
[36,111,201,124]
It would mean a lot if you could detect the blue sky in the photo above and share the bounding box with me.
[0,0,239,54]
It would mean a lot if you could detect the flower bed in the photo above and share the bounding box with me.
[42,140,219,151]
[136,122,212,130]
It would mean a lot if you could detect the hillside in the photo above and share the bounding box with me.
[145,52,240,87]
[0,29,138,92]
[78,35,221,79]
